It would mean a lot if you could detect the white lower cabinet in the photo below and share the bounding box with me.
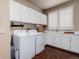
[47,34,55,46]
[61,36,70,50]
[55,36,62,48]
[71,36,79,53]
[46,33,71,50]
[36,34,44,46]
[36,45,45,54]
[46,31,79,54]
[43,33,47,46]
[55,35,70,50]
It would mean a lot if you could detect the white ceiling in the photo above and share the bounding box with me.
[27,0,71,10]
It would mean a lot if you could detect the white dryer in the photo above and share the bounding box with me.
[28,30,46,54]
[12,30,35,59]
[35,32,46,54]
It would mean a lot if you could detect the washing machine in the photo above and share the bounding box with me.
[12,30,35,59]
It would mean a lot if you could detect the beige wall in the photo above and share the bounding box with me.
[0,0,10,59]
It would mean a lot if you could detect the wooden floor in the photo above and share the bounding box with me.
[33,45,79,59]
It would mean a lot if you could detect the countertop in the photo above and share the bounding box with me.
[45,31,79,37]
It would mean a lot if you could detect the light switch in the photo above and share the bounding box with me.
[0,27,5,34]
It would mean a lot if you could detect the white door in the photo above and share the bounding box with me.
[55,35,62,48]
[28,8,47,25]
[41,14,47,25]
[21,5,34,23]
[36,45,45,54]
[21,4,47,25]
[38,13,47,25]
[48,10,59,30]
[43,33,47,46]
[62,36,70,50]
[36,34,45,46]
[71,36,79,53]
[10,0,21,22]
[59,5,74,30]
[47,33,55,46]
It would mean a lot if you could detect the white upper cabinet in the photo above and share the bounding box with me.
[10,0,47,25]
[39,14,47,25]
[48,10,59,30]
[21,4,47,25]
[59,6,74,30]
[9,0,21,22]
[21,5,34,23]
[48,5,75,30]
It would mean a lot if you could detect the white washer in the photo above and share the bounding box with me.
[13,30,35,59]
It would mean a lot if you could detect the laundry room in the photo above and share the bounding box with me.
[1,0,79,59]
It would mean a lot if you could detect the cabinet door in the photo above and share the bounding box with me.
[43,33,47,46]
[55,36,62,48]
[59,6,74,30]
[36,34,45,46]
[39,14,47,25]
[71,36,79,53]
[48,10,59,30]
[21,4,47,25]
[47,33,55,46]
[21,5,35,23]
[10,0,21,22]
[42,14,47,25]
[62,36,70,50]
